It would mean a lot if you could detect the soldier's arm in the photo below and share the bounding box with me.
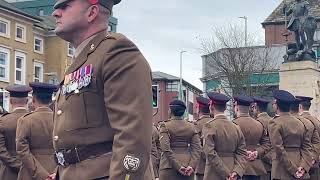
[16,117,50,180]
[256,124,271,158]
[311,128,320,158]
[268,119,298,175]
[158,124,182,170]
[203,123,230,178]
[233,125,247,177]
[0,121,21,171]
[151,133,159,178]
[102,38,152,180]
[188,132,201,169]
[299,122,313,172]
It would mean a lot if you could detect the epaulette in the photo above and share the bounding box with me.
[0,112,10,117]
[21,112,33,118]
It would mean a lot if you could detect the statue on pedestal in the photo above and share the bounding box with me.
[283,0,317,62]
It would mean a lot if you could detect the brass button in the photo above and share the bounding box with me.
[54,136,59,141]
[57,110,62,115]
[75,89,79,94]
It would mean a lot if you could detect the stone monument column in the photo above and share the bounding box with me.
[279,61,320,117]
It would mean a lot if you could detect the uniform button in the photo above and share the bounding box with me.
[57,110,62,115]
[54,136,59,141]
[75,89,79,94]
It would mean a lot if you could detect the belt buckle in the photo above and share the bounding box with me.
[55,151,66,166]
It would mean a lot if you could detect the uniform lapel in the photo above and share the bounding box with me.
[65,30,108,75]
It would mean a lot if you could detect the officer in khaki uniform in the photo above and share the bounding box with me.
[297,96,320,180]
[194,96,211,180]
[252,97,273,180]
[159,100,201,180]
[233,95,270,180]
[16,82,58,180]
[203,92,247,180]
[0,85,31,180]
[269,90,313,180]
[51,0,153,179]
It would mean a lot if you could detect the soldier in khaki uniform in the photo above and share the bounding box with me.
[51,0,153,179]
[297,96,320,179]
[269,90,313,180]
[203,92,247,180]
[0,85,31,180]
[252,97,273,180]
[233,95,270,180]
[16,82,58,180]
[159,100,201,180]
[152,125,160,179]
[194,96,211,180]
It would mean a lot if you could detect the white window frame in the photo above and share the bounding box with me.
[0,89,9,112]
[67,42,75,57]
[0,47,10,82]
[14,51,26,85]
[34,36,44,54]
[0,17,10,38]
[33,61,44,82]
[15,23,26,43]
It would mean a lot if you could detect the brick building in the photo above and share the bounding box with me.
[152,71,202,124]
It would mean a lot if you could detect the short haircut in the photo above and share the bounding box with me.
[300,101,311,110]
[199,106,210,114]
[257,103,268,113]
[237,105,250,114]
[33,93,52,105]
[171,106,185,117]
[290,103,299,113]
[213,104,226,112]
[277,101,290,112]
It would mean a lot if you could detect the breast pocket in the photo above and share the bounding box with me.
[62,76,106,131]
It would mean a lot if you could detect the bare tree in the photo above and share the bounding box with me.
[200,23,283,97]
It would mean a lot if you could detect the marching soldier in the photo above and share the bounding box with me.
[269,90,313,179]
[233,95,269,180]
[194,96,211,180]
[0,85,31,180]
[297,96,320,179]
[159,100,201,180]
[252,97,273,180]
[203,92,247,180]
[51,0,153,179]
[16,82,58,180]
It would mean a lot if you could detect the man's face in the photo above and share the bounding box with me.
[52,0,90,39]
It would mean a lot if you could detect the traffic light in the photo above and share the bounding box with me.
[152,85,158,108]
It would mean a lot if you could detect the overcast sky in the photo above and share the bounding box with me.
[113,0,283,90]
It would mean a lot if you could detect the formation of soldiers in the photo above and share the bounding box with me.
[153,90,320,180]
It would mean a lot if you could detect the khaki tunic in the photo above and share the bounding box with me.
[151,126,160,178]
[53,30,153,180]
[159,118,201,180]
[300,112,320,180]
[202,114,247,180]
[233,114,270,176]
[0,108,27,180]
[194,115,211,178]
[268,113,313,179]
[16,107,56,180]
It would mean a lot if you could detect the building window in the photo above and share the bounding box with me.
[15,23,26,43]
[15,51,26,84]
[0,17,10,38]
[38,9,44,16]
[34,36,44,54]
[0,90,9,112]
[33,61,44,82]
[67,42,75,57]
[0,47,10,82]
[108,25,112,32]
[166,81,179,92]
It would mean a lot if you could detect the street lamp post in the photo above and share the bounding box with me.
[179,50,187,101]
[238,16,248,47]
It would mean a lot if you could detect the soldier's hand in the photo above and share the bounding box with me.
[178,166,187,176]
[228,172,238,180]
[185,166,194,176]
[295,167,305,179]
[45,173,56,180]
